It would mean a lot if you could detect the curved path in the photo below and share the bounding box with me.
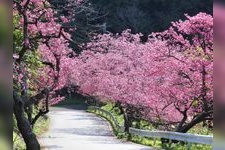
[39,106,154,150]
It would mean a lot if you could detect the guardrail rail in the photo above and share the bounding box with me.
[88,106,125,132]
[88,106,213,149]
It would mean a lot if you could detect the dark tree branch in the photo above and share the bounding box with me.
[31,93,49,126]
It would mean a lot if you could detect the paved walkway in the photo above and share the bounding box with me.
[39,106,154,150]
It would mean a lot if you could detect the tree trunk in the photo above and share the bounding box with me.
[175,110,188,132]
[176,112,210,133]
[32,93,50,127]
[115,101,123,115]
[123,111,132,133]
[13,92,40,150]
[116,102,132,133]
[135,118,141,129]
[26,105,33,125]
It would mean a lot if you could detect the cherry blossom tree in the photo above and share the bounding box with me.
[13,0,78,149]
[72,13,213,133]
[153,12,213,132]
[71,30,171,131]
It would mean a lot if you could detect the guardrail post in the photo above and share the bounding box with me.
[187,142,192,150]
[153,138,156,146]
[168,139,172,148]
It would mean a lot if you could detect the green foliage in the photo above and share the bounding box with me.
[188,124,213,135]
[56,94,87,106]
[13,13,44,95]
[25,51,44,76]
[161,142,212,150]
[13,13,43,70]
[33,115,50,135]
[13,14,23,52]
[101,103,124,125]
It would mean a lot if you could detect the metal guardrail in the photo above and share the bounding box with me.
[129,128,213,145]
[88,106,125,132]
[89,106,213,147]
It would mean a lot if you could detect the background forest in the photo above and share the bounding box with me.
[50,0,213,52]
